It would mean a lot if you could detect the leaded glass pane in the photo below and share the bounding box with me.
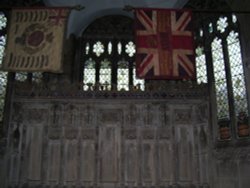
[125,41,136,57]
[227,31,248,115]
[232,14,237,23]
[100,59,111,90]
[217,17,228,33]
[209,23,213,33]
[212,38,229,119]
[15,73,27,81]
[0,12,7,122]
[85,42,90,55]
[0,71,6,114]
[0,13,7,29]
[195,46,207,83]
[118,42,122,55]
[133,68,145,91]
[199,29,203,37]
[32,72,43,83]
[93,41,104,57]
[0,36,5,63]
[108,42,112,55]
[84,58,96,90]
[0,71,6,122]
[117,60,129,91]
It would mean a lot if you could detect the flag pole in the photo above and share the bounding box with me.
[123,5,250,14]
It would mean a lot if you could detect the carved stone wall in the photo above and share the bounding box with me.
[5,96,210,188]
[213,146,250,188]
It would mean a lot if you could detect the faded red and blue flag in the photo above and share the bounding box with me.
[135,8,196,80]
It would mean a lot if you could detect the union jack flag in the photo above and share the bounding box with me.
[135,8,196,80]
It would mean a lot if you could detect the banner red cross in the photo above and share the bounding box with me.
[49,9,67,25]
[135,8,195,80]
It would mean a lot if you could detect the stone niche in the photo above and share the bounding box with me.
[5,93,210,188]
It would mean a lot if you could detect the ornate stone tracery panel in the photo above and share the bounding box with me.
[6,98,210,188]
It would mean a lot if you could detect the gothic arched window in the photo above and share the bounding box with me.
[195,13,248,139]
[80,15,144,91]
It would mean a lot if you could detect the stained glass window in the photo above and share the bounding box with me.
[133,68,145,91]
[217,17,228,33]
[0,12,7,123]
[195,13,249,139]
[84,58,96,90]
[85,43,90,55]
[15,73,28,81]
[32,72,43,83]
[117,42,122,55]
[93,41,104,57]
[81,16,145,91]
[99,59,111,90]
[227,31,248,115]
[125,41,136,57]
[195,46,207,84]
[117,60,129,91]
[108,42,112,55]
[212,38,230,119]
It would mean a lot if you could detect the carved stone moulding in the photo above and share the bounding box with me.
[158,127,171,139]
[124,128,137,139]
[174,109,192,124]
[214,147,250,161]
[13,82,208,100]
[48,127,62,140]
[64,127,78,139]
[81,128,96,140]
[142,129,155,139]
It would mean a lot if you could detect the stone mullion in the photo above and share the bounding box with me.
[202,17,218,141]
[120,39,127,58]
[86,40,99,86]
[237,14,250,123]
[111,39,118,89]
[127,40,135,89]
[221,37,237,139]
[121,39,129,90]
[100,39,111,88]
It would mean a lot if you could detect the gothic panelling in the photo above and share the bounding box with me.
[157,127,173,184]
[239,161,250,188]
[80,138,95,182]
[47,140,61,182]
[214,147,250,188]
[124,133,138,183]
[64,139,78,183]
[176,126,194,182]
[27,125,44,181]
[99,126,120,182]
[5,99,210,187]
[141,139,156,183]
[8,122,23,185]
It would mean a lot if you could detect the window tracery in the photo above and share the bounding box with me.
[194,13,249,139]
[80,15,144,91]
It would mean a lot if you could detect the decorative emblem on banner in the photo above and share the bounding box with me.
[2,8,70,73]
[135,8,196,80]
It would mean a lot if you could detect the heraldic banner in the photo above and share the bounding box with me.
[135,8,196,80]
[2,7,70,73]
